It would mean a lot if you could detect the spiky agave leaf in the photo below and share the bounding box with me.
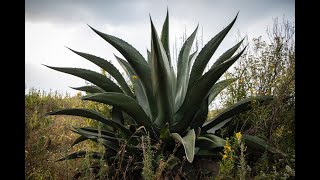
[47,108,132,139]
[210,37,245,69]
[189,77,237,131]
[172,129,196,163]
[88,25,158,121]
[112,106,124,125]
[72,127,122,143]
[81,92,155,131]
[79,127,117,137]
[160,9,171,66]
[150,17,175,128]
[189,98,208,130]
[71,128,120,151]
[208,78,238,105]
[67,48,134,98]
[243,135,286,156]
[72,135,89,147]
[187,51,197,79]
[196,134,226,149]
[202,95,273,132]
[186,13,239,98]
[160,10,177,100]
[172,47,247,133]
[189,78,238,132]
[71,86,104,94]
[175,25,198,111]
[44,66,122,93]
[114,55,153,120]
[205,118,233,134]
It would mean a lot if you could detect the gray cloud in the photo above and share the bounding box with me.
[26,0,157,26]
[26,0,294,27]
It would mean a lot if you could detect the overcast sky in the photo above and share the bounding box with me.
[25,0,295,96]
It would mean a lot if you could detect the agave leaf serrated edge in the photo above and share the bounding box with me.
[175,25,199,111]
[44,65,122,93]
[71,86,104,94]
[160,9,171,66]
[208,78,238,105]
[210,38,245,69]
[67,48,134,98]
[150,17,175,128]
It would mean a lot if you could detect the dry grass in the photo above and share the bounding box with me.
[25,90,106,179]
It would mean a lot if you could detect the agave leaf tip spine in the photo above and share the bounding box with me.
[87,24,100,35]
[65,46,78,54]
[149,15,154,26]
[242,44,248,52]
[86,24,92,29]
[81,93,96,100]
[148,13,152,21]
[44,112,52,117]
[112,53,120,59]
[42,64,58,71]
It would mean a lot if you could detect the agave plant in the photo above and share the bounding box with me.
[46,10,275,178]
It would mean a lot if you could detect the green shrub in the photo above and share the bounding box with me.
[215,17,295,179]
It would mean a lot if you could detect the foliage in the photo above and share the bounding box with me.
[213,17,295,179]
[141,134,155,180]
[215,132,248,180]
[25,89,111,179]
[44,10,281,179]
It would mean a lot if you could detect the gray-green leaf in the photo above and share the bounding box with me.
[171,129,196,163]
